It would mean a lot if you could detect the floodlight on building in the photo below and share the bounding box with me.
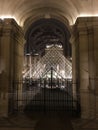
[26,53,31,56]
[34,53,39,56]
[46,45,53,48]
[56,45,62,48]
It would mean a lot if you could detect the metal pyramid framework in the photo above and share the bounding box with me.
[23,45,72,79]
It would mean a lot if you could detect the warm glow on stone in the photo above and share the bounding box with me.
[0,15,20,25]
[71,14,98,25]
[79,14,98,17]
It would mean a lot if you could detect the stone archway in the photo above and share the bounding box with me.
[2,16,97,120]
[18,18,81,115]
[12,17,98,120]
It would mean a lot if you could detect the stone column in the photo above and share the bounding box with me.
[73,17,98,119]
[70,33,79,100]
[13,19,24,109]
[87,25,96,119]
[78,23,90,119]
[93,23,98,119]
[0,19,13,116]
[0,18,24,116]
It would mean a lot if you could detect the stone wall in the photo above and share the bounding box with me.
[72,17,98,119]
[1,17,98,120]
[0,18,24,117]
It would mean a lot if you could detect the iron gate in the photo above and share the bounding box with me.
[11,78,80,116]
[10,45,81,116]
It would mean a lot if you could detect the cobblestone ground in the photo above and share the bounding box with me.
[72,118,98,130]
[0,112,36,130]
[0,112,98,130]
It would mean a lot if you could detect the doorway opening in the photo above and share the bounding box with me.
[12,18,80,117]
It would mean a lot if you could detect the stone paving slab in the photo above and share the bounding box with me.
[1,113,98,130]
[0,112,74,130]
[0,128,35,130]
[72,119,98,130]
[0,114,37,128]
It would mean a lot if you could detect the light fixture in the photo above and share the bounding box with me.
[26,53,31,56]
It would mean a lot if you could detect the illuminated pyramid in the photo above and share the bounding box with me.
[23,45,72,79]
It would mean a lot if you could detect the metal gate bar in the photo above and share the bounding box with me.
[10,80,80,117]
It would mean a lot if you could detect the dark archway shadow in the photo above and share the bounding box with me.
[24,88,76,113]
[23,88,80,130]
[34,111,74,130]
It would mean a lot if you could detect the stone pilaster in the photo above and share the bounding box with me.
[73,17,98,119]
[70,32,79,100]
[0,18,24,116]
[93,24,98,119]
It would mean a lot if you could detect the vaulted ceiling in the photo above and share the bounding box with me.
[25,18,71,57]
[0,0,97,29]
[0,0,97,57]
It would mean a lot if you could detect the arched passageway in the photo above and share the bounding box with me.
[12,18,80,118]
[0,1,98,129]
